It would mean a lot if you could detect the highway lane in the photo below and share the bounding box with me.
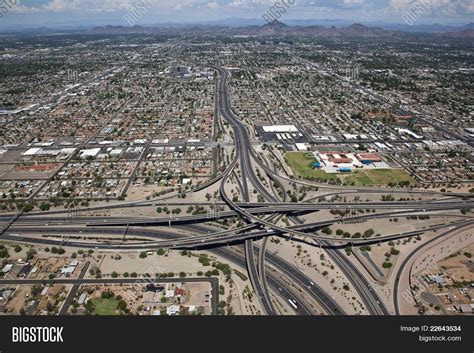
[324,241,390,315]
[248,144,341,316]
[265,274,313,315]
[217,66,275,315]
[9,207,471,250]
[286,210,389,315]
[81,200,474,227]
[244,238,275,314]
[187,224,345,316]
[243,151,284,314]
[9,212,472,248]
[169,218,471,247]
[287,212,390,315]
[2,186,469,220]
[212,247,312,315]
[7,219,470,315]
[258,237,272,309]
[218,66,350,316]
[258,245,345,315]
[2,199,472,229]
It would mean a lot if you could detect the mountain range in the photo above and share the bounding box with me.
[89,20,474,38]
[1,19,473,37]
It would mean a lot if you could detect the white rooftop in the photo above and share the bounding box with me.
[23,147,42,156]
[80,148,101,158]
[262,125,299,133]
[1,264,13,273]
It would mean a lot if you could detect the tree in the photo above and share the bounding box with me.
[198,254,210,266]
[179,272,186,278]
[39,202,51,211]
[22,203,34,213]
[85,300,95,314]
[26,249,36,261]
[139,252,147,259]
[101,291,114,299]
[31,285,42,297]
[117,300,127,312]
[14,245,22,253]
[111,271,119,278]
[321,227,332,235]
[157,248,166,256]
[364,229,375,238]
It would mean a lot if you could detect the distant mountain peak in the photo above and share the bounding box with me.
[262,20,288,29]
[348,23,368,29]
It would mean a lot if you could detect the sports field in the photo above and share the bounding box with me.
[285,152,337,182]
[285,152,413,186]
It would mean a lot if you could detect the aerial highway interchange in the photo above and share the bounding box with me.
[1,66,472,316]
[0,27,473,317]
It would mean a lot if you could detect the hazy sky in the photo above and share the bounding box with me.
[1,0,473,28]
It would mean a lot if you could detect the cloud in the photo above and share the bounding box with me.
[7,0,207,13]
[2,0,472,23]
[389,0,474,14]
[207,1,220,9]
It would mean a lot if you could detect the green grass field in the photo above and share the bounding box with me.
[341,171,374,186]
[285,152,337,182]
[364,169,414,185]
[91,298,119,315]
[285,152,413,186]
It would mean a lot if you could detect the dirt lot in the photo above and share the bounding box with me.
[438,244,474,282]
[3,285,32,314]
